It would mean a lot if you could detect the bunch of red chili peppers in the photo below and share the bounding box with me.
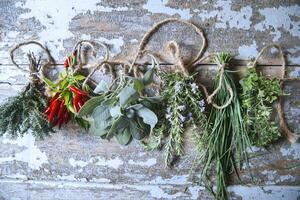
[44,53,89,128]
[45,86,89,128]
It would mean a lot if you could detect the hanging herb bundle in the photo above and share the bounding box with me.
[143,71,207,167]
[198,53,250,200]
[240,67,282,147]
[43,50,90,129]
[78,60,161,145]
[0,41,54,138]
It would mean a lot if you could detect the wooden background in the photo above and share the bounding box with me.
[0,0,300,199]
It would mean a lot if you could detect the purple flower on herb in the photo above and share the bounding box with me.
[175,83,182,93]
[179,114,186,123]
[178,105,186,111]
[198,99,205,112]
[190,83,198,94]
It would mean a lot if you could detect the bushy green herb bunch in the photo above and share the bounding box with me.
[144,72,207,167]
[78,67,162,145]
[0,83,53,138]
[199,53,250,200]
[240,67,282,147]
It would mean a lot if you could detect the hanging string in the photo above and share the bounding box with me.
[10,41,54,83]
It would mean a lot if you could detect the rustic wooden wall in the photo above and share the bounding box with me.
[0,0,300,199]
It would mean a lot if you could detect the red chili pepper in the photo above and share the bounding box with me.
[73,95,80,112]
[57,100,66,119]
[63,57,69,68]
[69,85,88,96]
[48,98,60,122]
[63,111,70,124]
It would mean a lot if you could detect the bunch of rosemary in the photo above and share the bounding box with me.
[0,53,53,138]
[240,67,282,147]
[143,72,207,167]
[199,53,250,200]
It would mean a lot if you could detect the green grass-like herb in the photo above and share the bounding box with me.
[199,53,250,200]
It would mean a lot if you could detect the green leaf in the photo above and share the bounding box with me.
[89,120,108,136]
[94,80,109,94]
[78,95,105,117]
[92,105,111,130]
[73,75,86,81]
[110,106,122,118]
[130,121,147,140]
[106,116,128,139]
[119,86,137,106]
[143,67,156,85]
[135,106,158,130]
[43,77,57,89]
[133,79,144,93]
[115,128,132,145]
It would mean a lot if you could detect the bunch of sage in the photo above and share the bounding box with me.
[78,66,161,145]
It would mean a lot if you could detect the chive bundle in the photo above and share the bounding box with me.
[199,53,250,200]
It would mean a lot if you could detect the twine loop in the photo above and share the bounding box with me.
[251,44,299,143]
[10,41,54,83]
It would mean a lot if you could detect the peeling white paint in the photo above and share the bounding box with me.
[129,185,185,199]
[14,0,127,58]
[254,5,300,41]
[280,143,300,159]
[228,185,300,200]
[0,132,48,170]
[69,158,88,168]
[143,0,192,20]
[128,158,157,167]
[94,156,124,169]
[197,0,253,30]
[288,46,300,65]
[261,170,296,184]
[97,36,124,56]
[147,175,189,185]
[238,41,259,59]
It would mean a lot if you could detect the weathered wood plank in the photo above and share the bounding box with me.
[0,1,299,65]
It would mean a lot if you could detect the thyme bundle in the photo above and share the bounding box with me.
[241,67,282,147]
[0,42,53,138]
[199,53,250,200]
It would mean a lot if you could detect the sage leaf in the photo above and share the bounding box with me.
[119,86,137,106]
[110,106,122,118]
[136,107,158,130]
[92,105,111,130]
[78,95,105,117]
[133,79,144,93]
[130,121,146,140]
[115,128,132,145]
[143,67,156,85]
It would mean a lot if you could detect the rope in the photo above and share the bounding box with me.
[10,41,54,82]
[71,40,110,74]
[129,18,206,74]
[205,62,234,109]
[249,44,299,143]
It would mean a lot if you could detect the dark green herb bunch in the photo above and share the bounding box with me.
[78,66,162,145]
[0,52,53,138]
[199,53,250,200]
[143,71,207,167]
[240,67,283,147]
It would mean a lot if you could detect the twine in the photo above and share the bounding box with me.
[205,62,234,110]
[128,18,206,75]
[10,41,54,83]
[250,44,299,143]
